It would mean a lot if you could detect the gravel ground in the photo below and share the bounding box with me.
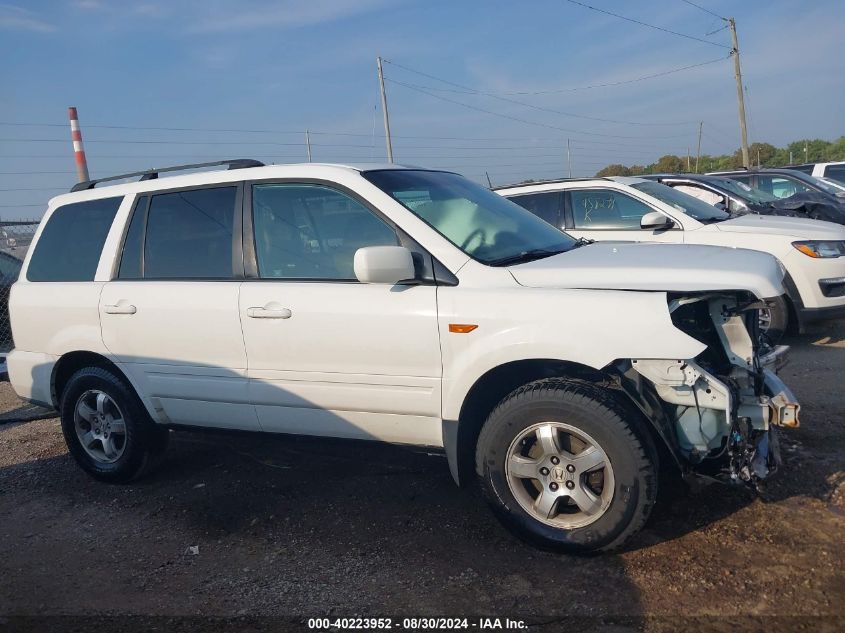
[1,323,844,631]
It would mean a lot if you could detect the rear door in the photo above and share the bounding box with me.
[99,184,257,430]
[564,187,683,243]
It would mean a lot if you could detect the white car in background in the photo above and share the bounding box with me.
[498,176,845,341]
[787,161,845,185]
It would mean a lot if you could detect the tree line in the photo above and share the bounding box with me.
[594,136,845,177]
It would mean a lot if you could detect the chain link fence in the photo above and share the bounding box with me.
[1,221,40,355]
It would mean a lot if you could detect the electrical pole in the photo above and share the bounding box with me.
[687,148,691,172]
[804,142,809,163]
[789,150,793,164]
[68,106,90,182]
[695,121,703,173]
[305,130,312,162]
[376,56,394,163]
[757,147,761,168]
[567,139,572,177]
[729,18,750,169]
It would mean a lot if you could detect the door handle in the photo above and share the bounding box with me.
[104,303,137,315]
[247,306,292,319]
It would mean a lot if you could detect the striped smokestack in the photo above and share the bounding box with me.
[68,106,90,183]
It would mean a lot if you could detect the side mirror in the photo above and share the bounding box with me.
[354,246,416,285]
[640,211,675,230]
[713,201,727,210]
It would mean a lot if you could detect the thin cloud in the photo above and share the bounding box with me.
[0,3,55,32]
[190,0,396,33]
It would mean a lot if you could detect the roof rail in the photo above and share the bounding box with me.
[493,176,611,190]
[70,159,265,192]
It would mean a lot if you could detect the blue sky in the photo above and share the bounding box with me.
[1,0,843,217]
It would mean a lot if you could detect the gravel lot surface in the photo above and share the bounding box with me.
[1,323,844,631]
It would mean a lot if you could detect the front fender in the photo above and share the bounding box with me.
[438,287,705,421]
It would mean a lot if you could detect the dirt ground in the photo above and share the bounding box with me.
[1,322,844,631]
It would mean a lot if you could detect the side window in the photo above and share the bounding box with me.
[823,165,845,184]
[143,187,237,279]
[27,197,122,282]
[570,189,655,229]
[117,196,147,279]
[755,176,810,199]
[506,192,561,228]
[252,184,398,280]
[673,184,724,206]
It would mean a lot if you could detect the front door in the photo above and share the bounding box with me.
[565,187,683,244]
[239,182,443,446]
[99,185,257,430]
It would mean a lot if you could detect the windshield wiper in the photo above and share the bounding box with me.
[488,247,570,267]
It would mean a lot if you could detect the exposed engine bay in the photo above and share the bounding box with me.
[622,292,800,487]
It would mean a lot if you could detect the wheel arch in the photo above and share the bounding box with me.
[444,358,684,487]
[51,351,137,410]
[446,359,607,487]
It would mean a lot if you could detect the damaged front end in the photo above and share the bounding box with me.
[619,292,800,487]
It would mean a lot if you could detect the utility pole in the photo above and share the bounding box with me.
[305,130,312,162]
[789,150,793,164]
[729,18,750,169]
[376,56,394,163]
[695,121,703,173]
[68,106,90,182]
[566,139,572,177]
[804,141,809,163]
[757,147,761,168]
[687,148,691,172]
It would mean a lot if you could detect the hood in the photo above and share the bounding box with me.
[712,213,845,239]
[508,242,784,299]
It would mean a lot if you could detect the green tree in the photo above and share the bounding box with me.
[787,139,831,163]
[595,164,631,177]
[740,142,777,167]
[652,154,683,173]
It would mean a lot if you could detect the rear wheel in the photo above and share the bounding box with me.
[60,366,168,483]
[476,378,657,553]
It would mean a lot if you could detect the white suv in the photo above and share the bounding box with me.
[498,176,845,342]
[8,161,799,552]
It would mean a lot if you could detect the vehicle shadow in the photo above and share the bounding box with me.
[0,425,647,624]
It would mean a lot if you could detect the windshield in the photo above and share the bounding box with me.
[363,170,577,265]
[630,181,729,221]
[709,177,778,205]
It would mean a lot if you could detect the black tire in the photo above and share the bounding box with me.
[760,295,789,345]
[475,378,658,553]
[60,366,169,483]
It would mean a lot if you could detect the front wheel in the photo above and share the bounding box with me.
[759,295,789,345]
[475,379,658,553]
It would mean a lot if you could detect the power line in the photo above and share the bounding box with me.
[383,60,702,127]
[388,55,730,96]
[563,0,731,49]
[679,0,727,21]
[386,79,694,140]
[0,122,689,148]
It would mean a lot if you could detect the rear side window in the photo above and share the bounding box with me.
[507,192,562,228]
[142,187,237,279]
[27,197,122,282]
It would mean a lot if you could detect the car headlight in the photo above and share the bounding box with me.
[792,240,845,258]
